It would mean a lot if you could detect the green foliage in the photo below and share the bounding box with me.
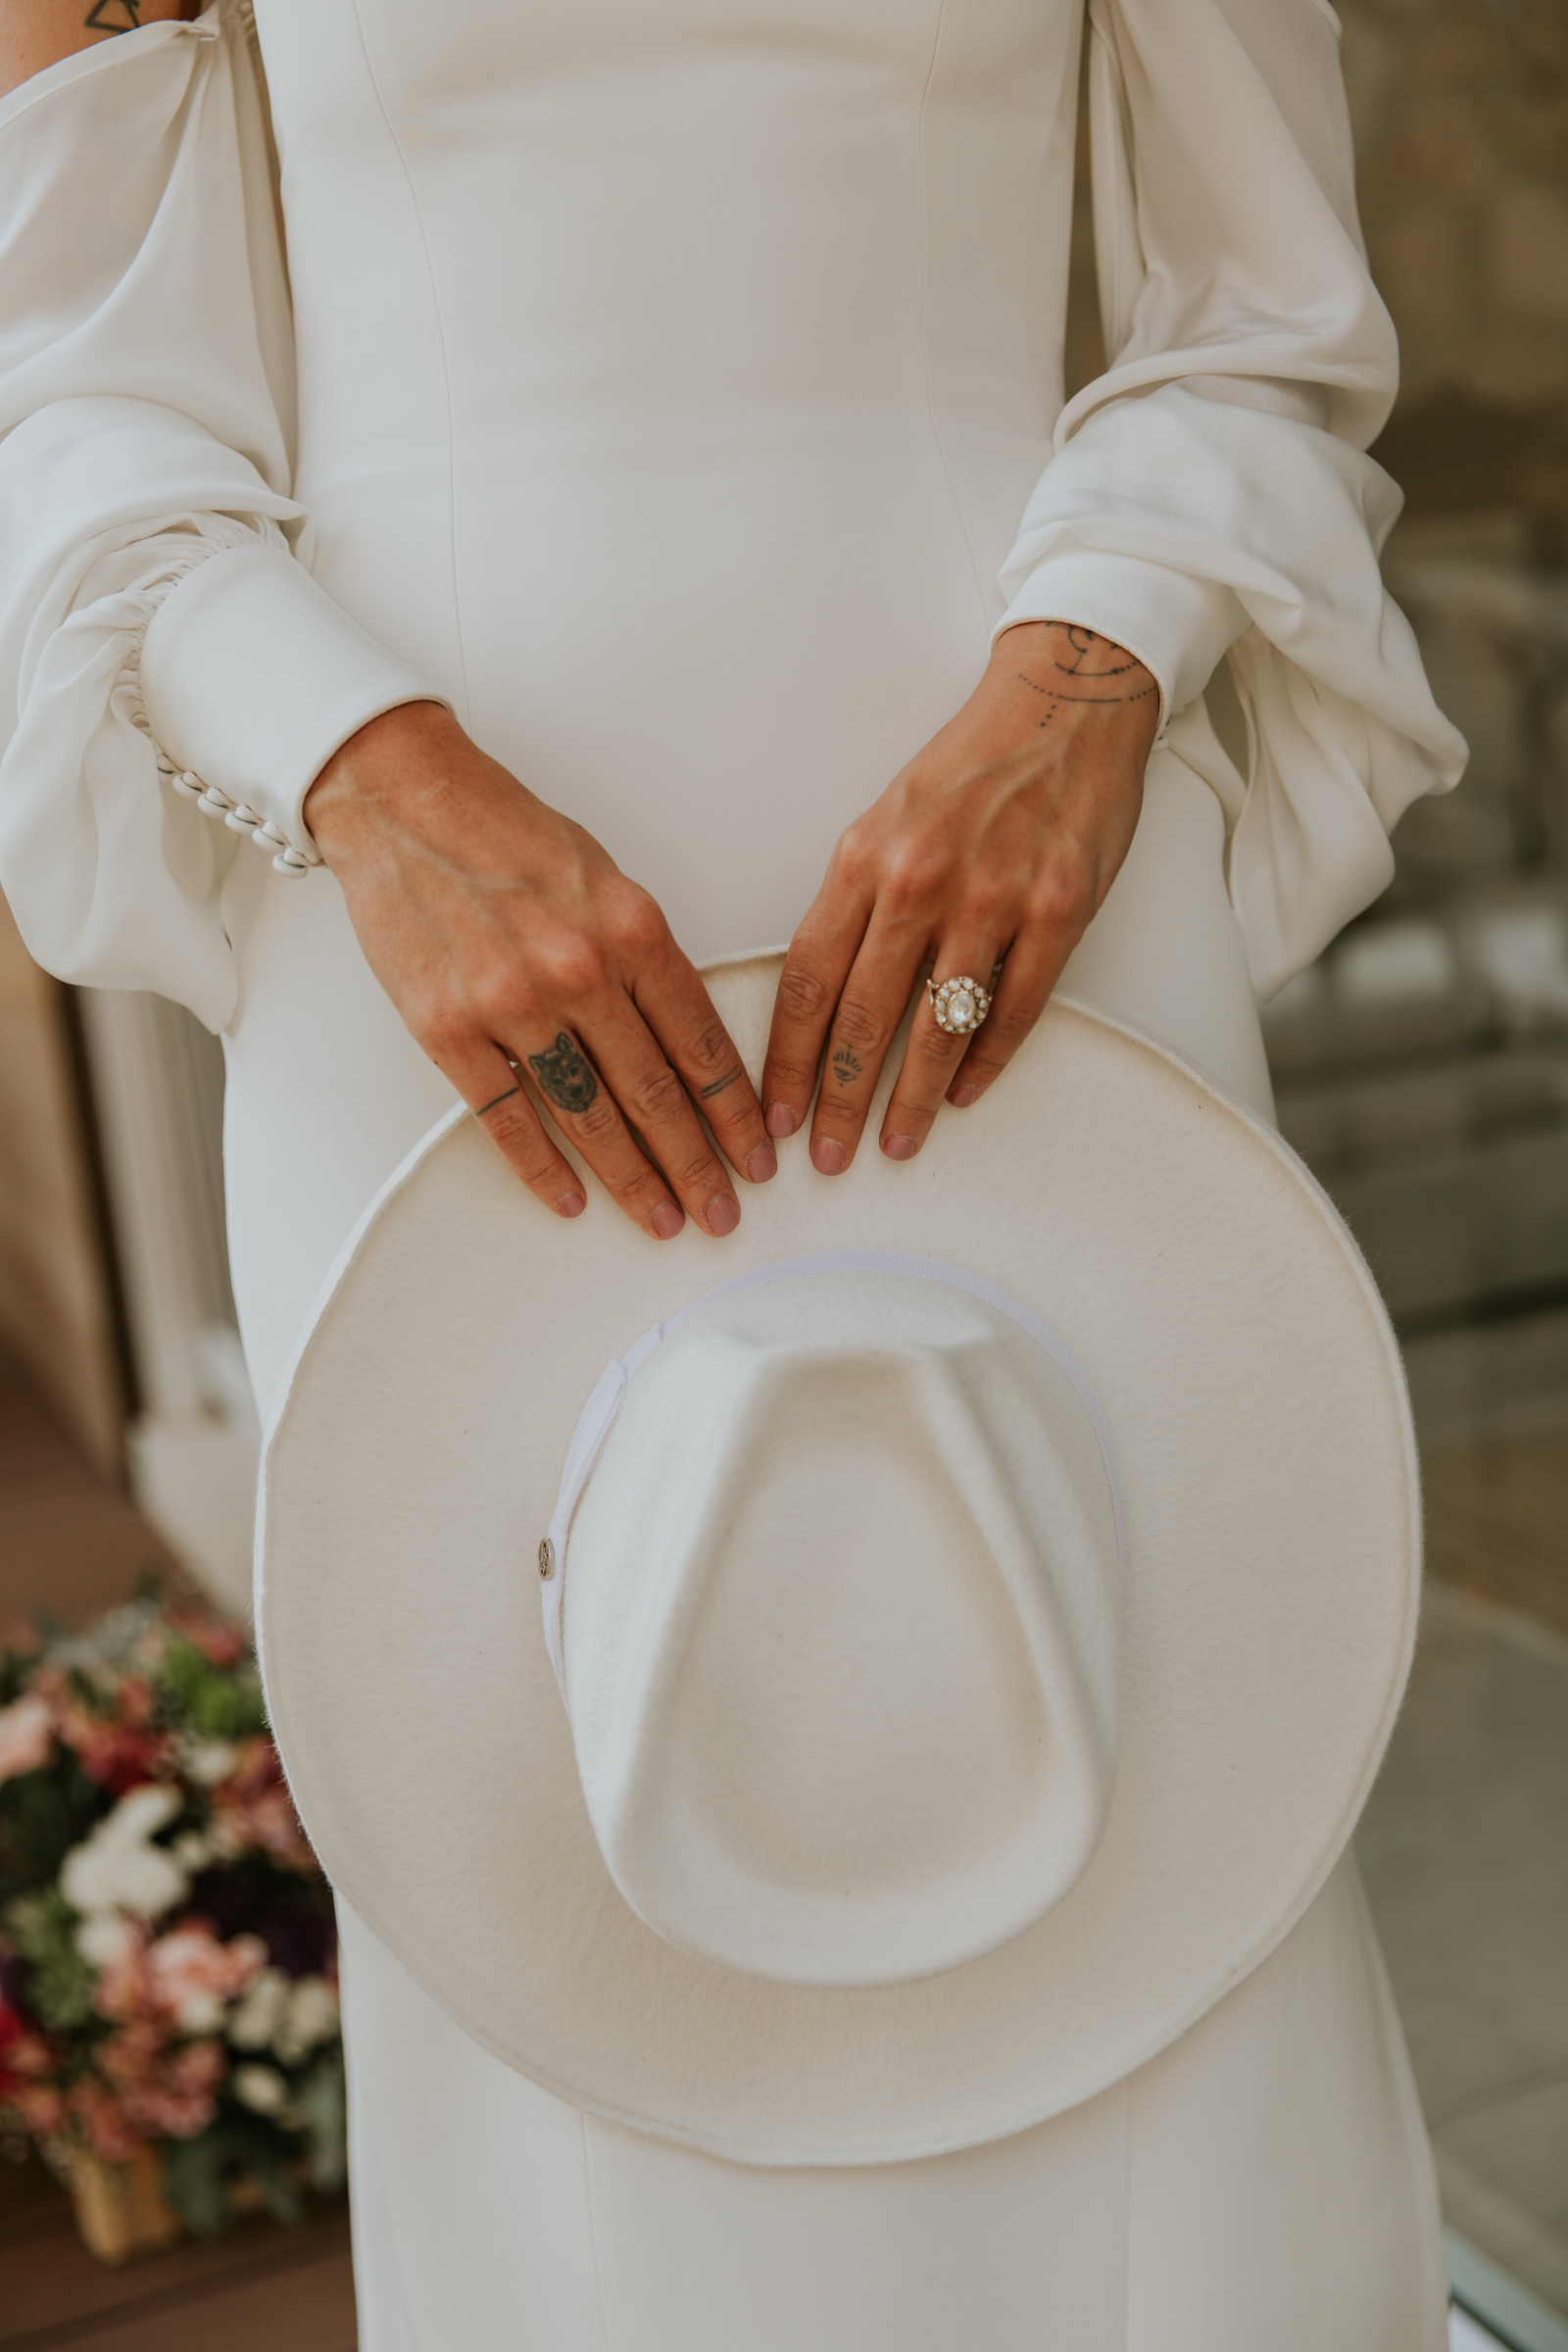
[161,2106,305,2235]
[158,1640,268,1741]
[295,2046,347,2195]
[0,1754,102,1905]
[0,1642,41,1708]
[5,1890,99,2034]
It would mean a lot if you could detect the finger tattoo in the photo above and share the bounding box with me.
[699,1066,743,1100]
[528,1031,600,1114]
[475,1083,521,1118]
[831,1048,864,1085]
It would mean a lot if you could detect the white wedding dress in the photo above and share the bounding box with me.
[0,2,1464,2341]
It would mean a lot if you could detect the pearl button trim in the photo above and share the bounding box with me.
[159,757,317,878]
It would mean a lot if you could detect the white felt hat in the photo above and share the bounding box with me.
[257,953,1419,2166]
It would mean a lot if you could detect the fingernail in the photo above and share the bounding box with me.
[882,1135,918,1161]
[707,1194,741,1237]
[811,1138,846,1176]
[557,1190,586,1218]
[949,1084,979,1109]
[765,1102,797,1138]
[652,1202,684,1241]
[747,1145,778,1184]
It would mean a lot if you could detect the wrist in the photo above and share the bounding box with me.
[987,621,1160,747]
[303,699,464,855]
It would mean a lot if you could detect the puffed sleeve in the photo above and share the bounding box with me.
[999,0,1467,998]
[0,2,443,1030]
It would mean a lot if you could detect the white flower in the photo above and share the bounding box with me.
[183,1739,239,1788]
[172,1831,214,1870]
[228,1968,290,2052]
[232,2063,289,2117]
[275,1977,340,2065]
[60,1785,187,1922]
[74,1912,137,1969]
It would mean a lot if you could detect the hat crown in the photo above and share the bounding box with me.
[564,1269,1123,1987]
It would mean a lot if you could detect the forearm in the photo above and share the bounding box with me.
[0,0,195,100]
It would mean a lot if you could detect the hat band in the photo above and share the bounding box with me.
[537,1248,1125,1706]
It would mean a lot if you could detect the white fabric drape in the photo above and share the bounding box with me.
[0,9,429,1029]
[1000,0,1466,995]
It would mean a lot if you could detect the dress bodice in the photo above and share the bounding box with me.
[253,0,1080,958]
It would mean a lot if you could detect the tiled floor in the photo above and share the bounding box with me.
[1359,1419,1568,2322]
[0,1364,356,2350]
[1421,1409,1568,1642]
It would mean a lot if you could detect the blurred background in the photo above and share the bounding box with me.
[1,0,1565,2343]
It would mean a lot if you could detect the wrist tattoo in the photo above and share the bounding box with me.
[84,1,142,26]
[1016,624,1157,727]
[529,1032,600,1114]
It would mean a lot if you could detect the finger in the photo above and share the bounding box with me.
[632,952,777,1187]
[807,918,928,1175]
[452,1047,589,1220]
[879,944,1004,1160]
[760,882,874,1142]
[946,933,1063,1109]
[520,1020,732,1241]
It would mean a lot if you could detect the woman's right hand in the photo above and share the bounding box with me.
[303,701,775,1241]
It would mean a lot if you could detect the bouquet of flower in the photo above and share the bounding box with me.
[0,1594,343,2238]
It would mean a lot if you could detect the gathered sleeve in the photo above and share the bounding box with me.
[0,3,441,1030]
[1000,0,1468,997]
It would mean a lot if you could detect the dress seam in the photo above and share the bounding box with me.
[578,2113,616,2352]
[915,0,992,635]
[346,0,473,730]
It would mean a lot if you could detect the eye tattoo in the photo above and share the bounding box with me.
[831,1048,863,1086]
[528,1032,600,1114]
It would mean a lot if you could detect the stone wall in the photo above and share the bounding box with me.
[1341,0,1568,552]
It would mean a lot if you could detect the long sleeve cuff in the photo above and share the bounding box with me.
[139,539,449,857]
[993,540,1247,731]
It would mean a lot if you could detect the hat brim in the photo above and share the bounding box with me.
[257,956,1418,2164]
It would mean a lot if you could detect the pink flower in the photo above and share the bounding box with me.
[97,2025,225,2141]
[0,1994,63,2126]
[10,2082,66,2138]
[94,1921,153,2022]
[63,1715,176,1796]
[67,2078,142,2164]
[117,1678,156,1732]
[95,2017,164,2091]
[0,1691,53,1783]
[210,1740,318,1873]
[144,1924,267,2034]
[173,1615,245,1670]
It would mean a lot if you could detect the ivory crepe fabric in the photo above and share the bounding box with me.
[0,1,1452,2339]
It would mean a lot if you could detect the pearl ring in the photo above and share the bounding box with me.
[926,974,993,1037]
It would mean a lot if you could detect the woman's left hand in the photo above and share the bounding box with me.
[760,619,1161,1171]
